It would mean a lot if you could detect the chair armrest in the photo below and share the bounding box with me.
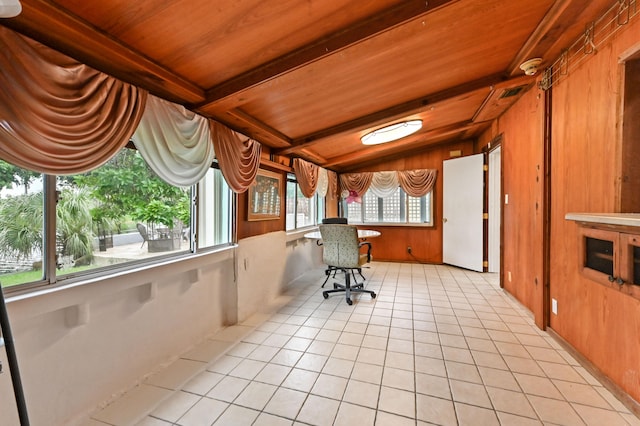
[359,241,372,262]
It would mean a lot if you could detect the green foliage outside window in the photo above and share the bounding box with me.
[0,149,192,286]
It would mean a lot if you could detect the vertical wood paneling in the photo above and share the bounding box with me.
[481,17,640,403]
[481,16,640,401]
[481,85,545,325]
[548,22,640,402]
[237,164,286,240]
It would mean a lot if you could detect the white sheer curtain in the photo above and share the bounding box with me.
[317,168,329,197]
[369,171,399,198]
[132,94,214,188]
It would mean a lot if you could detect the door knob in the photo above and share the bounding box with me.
[443,218,448,223]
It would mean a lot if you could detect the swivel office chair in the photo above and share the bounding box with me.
[319,224,376,305]
[319,217,366,287]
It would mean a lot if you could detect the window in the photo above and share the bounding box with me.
[0,148,233,290]
[621,56,640,212]
[346,187,432,225]
[286,174,323,230]
[0,164,44,287]
[197,167,233,248]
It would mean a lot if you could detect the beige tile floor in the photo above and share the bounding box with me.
[87,262,640,426]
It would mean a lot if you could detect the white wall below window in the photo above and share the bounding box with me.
[0,235,321,426]
[235,231,322,323]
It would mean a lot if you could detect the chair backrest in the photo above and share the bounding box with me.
[318,224,362,268]
[322,217,348,225]
[136,223,148,241]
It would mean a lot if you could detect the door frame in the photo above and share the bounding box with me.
[486,139,503,276]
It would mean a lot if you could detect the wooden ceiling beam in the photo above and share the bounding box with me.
[275,73,507,156]
[5,0,205,104]
[196,0,458,110]
[224,109,292,148]
[320,121,476,169]
[336,137,473,172]
[507,0,585,76]
[293,150,329,166]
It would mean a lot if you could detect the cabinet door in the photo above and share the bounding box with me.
[579,227,619,285]
[619,233,640,299]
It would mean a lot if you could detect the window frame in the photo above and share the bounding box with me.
[285,173,324,231]
[345,187,434,227]
[0,150,235,293]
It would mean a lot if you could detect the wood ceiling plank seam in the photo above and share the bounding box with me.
[275,73,507,156]
[7,0,205,104]
[195,0,459,110]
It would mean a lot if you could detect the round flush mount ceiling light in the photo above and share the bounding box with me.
[0,0,22,18]
[361,120,423,145]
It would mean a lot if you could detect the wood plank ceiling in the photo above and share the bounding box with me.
[2,0,614,171]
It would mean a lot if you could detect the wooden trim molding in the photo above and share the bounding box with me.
[546,328,640,418]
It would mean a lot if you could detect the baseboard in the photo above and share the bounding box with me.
[546,327,640,419]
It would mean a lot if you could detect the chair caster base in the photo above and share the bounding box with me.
[322,292,329,299]
[371,292,376,299]
[346,298,352,305]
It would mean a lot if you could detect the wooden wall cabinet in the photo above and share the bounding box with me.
[578,225,640,300]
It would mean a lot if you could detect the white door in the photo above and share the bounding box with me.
[488,146,501,273]
[443,153,484,272]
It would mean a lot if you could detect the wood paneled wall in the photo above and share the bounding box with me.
[548,19,640,403]
[481,17,640,403]
[347,140,474,263]
[237,186,286,240]
[237,150,288,240]
[479,85,546,328]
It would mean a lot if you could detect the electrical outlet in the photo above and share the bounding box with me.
[552,298,558,315]
[407,246,412,254]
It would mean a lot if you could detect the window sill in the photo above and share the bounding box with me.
[348,222,434,227]
[286,226,317,242]
[6,244,237,306]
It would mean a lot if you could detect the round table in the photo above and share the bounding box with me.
[303,229,381,240]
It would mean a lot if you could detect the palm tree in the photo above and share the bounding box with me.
[0,185,95,268]
[0,193,43,259]
[56,186,94,265]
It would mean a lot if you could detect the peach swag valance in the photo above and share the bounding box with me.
[293,158,319,198]
[211,121,262,193]
[339,172,374,196]
[340,169,437,198]
[0,27,146,174]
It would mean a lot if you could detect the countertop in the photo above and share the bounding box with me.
[565,213,640,227]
